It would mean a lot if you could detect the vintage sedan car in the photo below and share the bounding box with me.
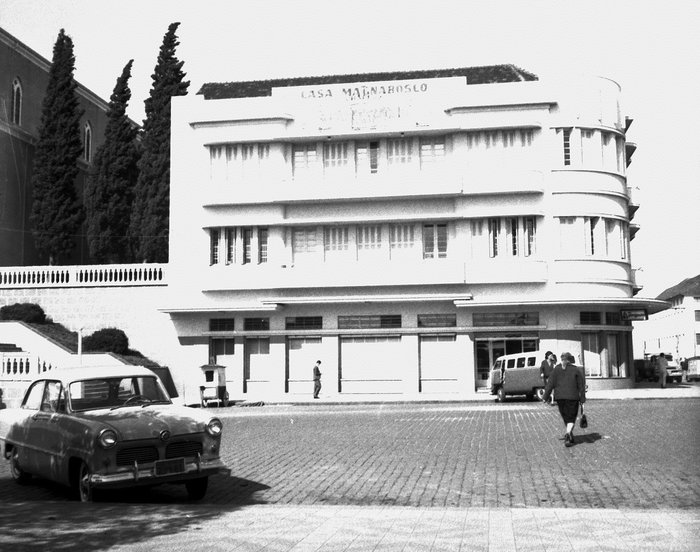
[0,365,230,501]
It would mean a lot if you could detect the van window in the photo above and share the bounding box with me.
[494,360,502,370]
[516,357,526,368]
[507,359,516,369]
[527,357,537,366]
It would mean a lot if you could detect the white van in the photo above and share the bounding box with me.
[490,351,547,402]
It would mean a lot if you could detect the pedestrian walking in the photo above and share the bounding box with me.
[313,360,322,398]
[542,352,586,447]
[656,354,668,388]
[540,351,556,405]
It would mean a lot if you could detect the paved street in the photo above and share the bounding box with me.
[0,398,698,550]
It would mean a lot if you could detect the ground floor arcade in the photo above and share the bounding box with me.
[171,303,635,405]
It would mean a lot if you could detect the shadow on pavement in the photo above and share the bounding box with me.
[0,474,270,552]
[573,432,603,445]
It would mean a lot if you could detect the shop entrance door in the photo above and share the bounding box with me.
[475,337,538,389]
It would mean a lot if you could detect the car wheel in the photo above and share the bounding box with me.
[10,448,31,485]
[77,461,93,502]
[496,387,506,403]
[185,477,209,500]
[535,387,545,401]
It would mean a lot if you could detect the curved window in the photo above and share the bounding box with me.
[83,122,92,162]
[11,78,22,125]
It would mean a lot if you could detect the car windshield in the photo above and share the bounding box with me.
[68,376,171,412]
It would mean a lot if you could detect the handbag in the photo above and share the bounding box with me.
[579,404,588,429]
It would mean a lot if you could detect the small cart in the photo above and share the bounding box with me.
[199,364,229,407]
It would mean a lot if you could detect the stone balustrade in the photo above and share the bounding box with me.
[0,263,167,289]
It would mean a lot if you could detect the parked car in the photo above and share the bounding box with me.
[0,365,230,502]
[490,351,547,402]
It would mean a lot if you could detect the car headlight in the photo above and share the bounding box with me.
[98,428,118,449]
[206,418,223,437]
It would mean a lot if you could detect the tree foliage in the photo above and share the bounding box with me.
[29,29,85,265]
[129,22,189,262]
[85,60,141,263]
[83,327,130,355]
[0,303,47,324]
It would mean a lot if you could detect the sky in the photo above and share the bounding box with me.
[1,0,699,298]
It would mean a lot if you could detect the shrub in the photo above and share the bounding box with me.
[83,328,129,355]
[0,303,47,324]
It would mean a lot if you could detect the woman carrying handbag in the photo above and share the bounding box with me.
[542,352,586,447]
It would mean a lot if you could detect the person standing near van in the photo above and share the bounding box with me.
[540,352,556,405]
[542,352,586,447]
[656,354,668,388]
[312,360,322,399]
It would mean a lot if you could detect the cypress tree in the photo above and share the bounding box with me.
[129,22,189,262]
[85,60,141,263]
[29,29,84,265]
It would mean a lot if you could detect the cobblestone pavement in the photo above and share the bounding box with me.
[0,398,698,508]
[209,398,700,509]
[0,398,698,551]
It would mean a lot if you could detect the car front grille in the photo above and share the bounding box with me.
[116,446,159,466]
[166,440,203,459]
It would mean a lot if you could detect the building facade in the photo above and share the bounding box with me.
[634,275,700,362]
[165,66,665,402]
[0,26,110,266]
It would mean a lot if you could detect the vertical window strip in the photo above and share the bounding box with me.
[488,218,500,258]
[422,225,435,258]
[293,143,318,172]
[210,229,220,265]
[507,217,519,255]
[390,224,415,250]
[524,217,536,256]
[520,129,533,147]
[258,228,268,263]
[420,136,445,166]
[324,227,349,251]
[358,225,382,250]
[422,224,447,259]
[436,224,447,257]
[502,131,516,148]
[293,227,318,254]
[584,217,599,256]
[581,129,594,165]
[605,219,615,257]
[369,141,379,172]
[226,228,235,264]
[323,142,349,169]
[562,128,571,166]
[243,228,253,264]
[387,138,413,165]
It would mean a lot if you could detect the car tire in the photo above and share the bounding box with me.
[185,477,209,500]
[535,387,545,401]
[10,448,31,485]
[77,461,94,502]
[496,387,506,403]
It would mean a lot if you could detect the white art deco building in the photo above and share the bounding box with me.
[165,65,664,402]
